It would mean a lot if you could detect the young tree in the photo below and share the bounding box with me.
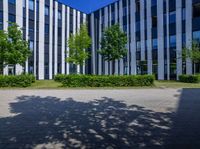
[0,22,31,75]
[98,24,127,74]
[182,41,200,74]
[66,23,91,74]
[0,30,8,74]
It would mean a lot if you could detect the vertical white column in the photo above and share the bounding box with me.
[66,7,70,75]
[157,0,164,80]
[72,10,77,74]
[114,2,119,75]
[25,0,29,74]
[54,1,58,76]
[15,0,23,75]
[49,0,53,79]
[146,0,152,75]
[34,0,37,77]
[126,0,130,75]
[176,0,182,79]
[91,13,96,74]
[140,0,145,61]
[130,0,137,75]
[83,13,87,74]
[185,0,193,74]
[3,0,8,75]
[98,10,102,75]
[104,7,109,75]
[61,5,66,74]
[166,0,170,80]
[109,5,112,75]
[38,0,45,80]
[119,0,123,75]
[76,11,80,74]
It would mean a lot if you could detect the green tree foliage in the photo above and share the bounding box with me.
[66,23,91,67]
[182,41,200,74]
[98,24,127,74]
[0,22,31,74]
[98,24,127,61]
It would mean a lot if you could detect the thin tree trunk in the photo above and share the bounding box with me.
[194,63,196,75]
[112,60,115,75]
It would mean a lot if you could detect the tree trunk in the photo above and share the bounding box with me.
[112,60,115,75]
[0,61,3,75]
[194,63,196,75]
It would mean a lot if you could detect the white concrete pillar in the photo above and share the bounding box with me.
[25,0,29,74]
[157,0,164,80]
[166,0,170,80]
[54,1,58,76]
[91,13,96,74]
[33,0,37,77]
[130,0,137,75]
[176,0,183,79]
[61,5,66,74]
[66,7,70,75]
[38,0,45,79]
[98,10,102,75]
[104,7,109,75]
[185,0,193,74]
[49,0,53,79]
[119,0,123,75]
[146,0,152,75]
[15,0,23,75]
[3,0,8,75]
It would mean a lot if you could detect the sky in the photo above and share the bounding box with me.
[58,0,118,14]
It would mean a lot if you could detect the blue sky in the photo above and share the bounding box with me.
[58,0,118,14]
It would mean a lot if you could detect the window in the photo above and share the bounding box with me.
[136,21,140,31]
[123,7,127,17]
[170,35,176,48]
[182,8,186,20]
[9,14,16,23]
[29,0,34,11]
[193,30,200,42]
[152,0,157,6]
[23,0,26,8]
[45,24,49,34]
[169,11,176,24]
[45,5,49,16]
[58,11,62,20]
[152,39,157,49]
[193,3,200,18]
[152,16,157,27]
[8,0,16,4]
[136,41,141,51]
[29,41,34,52]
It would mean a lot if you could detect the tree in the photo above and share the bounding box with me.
[0,22,31,75]
[66,23,91,74]
[98,24,127,74]
[182,41,200,74]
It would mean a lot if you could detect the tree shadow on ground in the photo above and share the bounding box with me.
[0,96,173,149]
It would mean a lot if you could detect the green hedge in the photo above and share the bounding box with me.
[54,74,155,87]
[0,74,36,87]
[179,75,200,83]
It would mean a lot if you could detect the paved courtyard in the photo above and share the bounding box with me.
[0,88,200,149]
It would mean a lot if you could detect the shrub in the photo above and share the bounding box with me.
[54,74,155,87]
[0,74,36,87]
[179,75,200,83]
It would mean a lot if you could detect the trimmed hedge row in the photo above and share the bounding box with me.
[179,75,200,83]
[54,74,155,87]
[0,74,36,87]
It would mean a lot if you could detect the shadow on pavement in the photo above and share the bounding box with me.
[0,96,172,149]
[164,88,200,149]
[0,88,200,149]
